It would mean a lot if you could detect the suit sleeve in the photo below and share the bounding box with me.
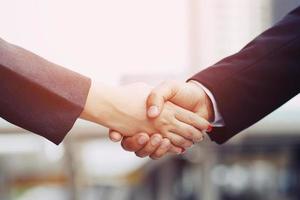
[0,38,91,144]
[189,6,300,144]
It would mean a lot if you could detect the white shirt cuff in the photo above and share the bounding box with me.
[189,81,225,127]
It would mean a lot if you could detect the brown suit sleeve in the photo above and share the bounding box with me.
[0,38,91,144]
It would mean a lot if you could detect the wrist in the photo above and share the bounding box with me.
[187,81,214,122]
[80,81,117,126]
[80,82,154,135]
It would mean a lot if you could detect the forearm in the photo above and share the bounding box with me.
[80,82,155,135]
[0,38,91,144]
[81,81,208,149]
[190,6,300,144]
[80,81,120,128]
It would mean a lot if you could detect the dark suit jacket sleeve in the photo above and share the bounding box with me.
[0,38,91,144]
[189,6,300,144]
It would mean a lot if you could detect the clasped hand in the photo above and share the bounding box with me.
[80,81,213,160]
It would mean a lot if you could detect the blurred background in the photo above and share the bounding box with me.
[0,0,300,199]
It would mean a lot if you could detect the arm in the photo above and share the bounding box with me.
[0,38,91,144]
[82,82,210,148]
[110,81,214,158]
[0,41,207,147]
[118,6,300,157]
[189,6,300,144]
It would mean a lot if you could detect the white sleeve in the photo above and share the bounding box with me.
[189,81,225,127]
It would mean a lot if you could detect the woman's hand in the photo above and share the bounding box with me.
[80,82,152,134]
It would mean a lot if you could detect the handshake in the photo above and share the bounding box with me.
[80,80,214,160]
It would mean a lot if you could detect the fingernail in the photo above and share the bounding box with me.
[151,136,161,146]
[110,132,122,142]
[138,135,148,145]
[206,125,213,133]
[111,137,120,142]
[148,106,159,117]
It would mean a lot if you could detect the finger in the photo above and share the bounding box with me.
[147,81,180,118]
[169,145,184,154]
[135,134,162,158]
[121,133,150,152]
[172,118,205,143]
[150,138,171,160]
[165,132,193,148]
[174,106,211,132]
[109,130,123,142]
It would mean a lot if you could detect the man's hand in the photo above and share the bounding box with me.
[110,80,214,159]
[147,81,214,121]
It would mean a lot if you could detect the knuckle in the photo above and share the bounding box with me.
[161,118,170,126]
[160,129,170,138]
[156,118,171,129]
[164,125,174,133]
[168,118,177,127]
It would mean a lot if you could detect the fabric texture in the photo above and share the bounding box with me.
[189,6,300,144]
[0,38,91,144]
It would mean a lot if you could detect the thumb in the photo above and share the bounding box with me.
[147,81,180,118]
[109,130,123,142]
